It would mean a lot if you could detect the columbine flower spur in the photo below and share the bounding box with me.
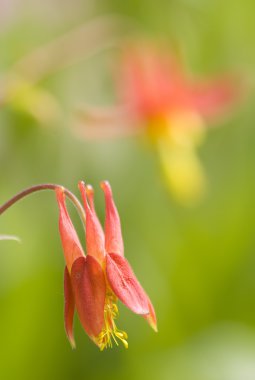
[0,182,157,350]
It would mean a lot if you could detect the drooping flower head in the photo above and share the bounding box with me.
[56,181,156,350]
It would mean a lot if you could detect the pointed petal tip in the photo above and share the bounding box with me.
[69,336,76,350]
[101,183,124,257]
[146,315,158,332]
[55,186,65,201]
[78,180,86,193]
[79,181,96,210]
[79,180,105,262]
[85,185,95,211]
[78,181,90,211]
[64,267,76,350]
[86,184,94,195]
[144,295,157,332]
[100,180,111,194]
[55,187,68,213]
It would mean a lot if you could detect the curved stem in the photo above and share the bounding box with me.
[0,184,86,227]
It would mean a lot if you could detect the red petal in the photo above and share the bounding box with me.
[56,188,85,272]
[78,182,105,263]
[106,253,149,315]
[190,77,242,119]
[119,45,187,118]
[71,256,106,339]
[144,295,158,332]
[101,181,124,257]
[64,266,76,348]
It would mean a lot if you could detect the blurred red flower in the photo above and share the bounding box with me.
[76,43,243,204]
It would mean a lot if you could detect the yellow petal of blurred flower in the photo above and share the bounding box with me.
[157,134,207,205]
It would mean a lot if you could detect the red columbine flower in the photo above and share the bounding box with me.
[118,44,240,122]
[75,43,243,204]
[56,181,156,350]
[120,45,242,203]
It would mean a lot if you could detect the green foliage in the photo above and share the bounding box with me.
[0,1,254,379]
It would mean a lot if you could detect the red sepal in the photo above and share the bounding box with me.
[106,253,149,315]
[64,266,76,348]
[144,294,158,332]
[190,78,242,119]
[71,256,106,338]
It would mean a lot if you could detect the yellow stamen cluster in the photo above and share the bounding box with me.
[96,293,128,351]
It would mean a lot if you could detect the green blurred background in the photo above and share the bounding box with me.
[0,0,255,379]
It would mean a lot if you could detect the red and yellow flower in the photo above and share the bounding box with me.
[56,181,156,350]
[76,43,243,204]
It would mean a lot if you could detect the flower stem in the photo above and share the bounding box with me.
[0,184,86,227]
